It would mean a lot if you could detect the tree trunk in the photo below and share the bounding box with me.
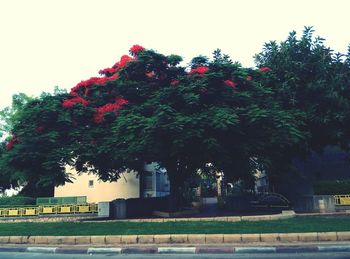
[166,160,190,212]
[168,173,180,212]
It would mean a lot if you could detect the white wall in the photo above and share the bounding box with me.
[54,167,140,203]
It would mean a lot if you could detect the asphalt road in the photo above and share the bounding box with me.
[1,252,350,259]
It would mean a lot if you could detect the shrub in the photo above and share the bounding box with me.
[0,196,36,207]
[313,180,350,195]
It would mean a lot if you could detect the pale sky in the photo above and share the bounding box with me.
[1,0,350,110]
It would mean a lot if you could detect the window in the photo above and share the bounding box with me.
[145,175,153,190]
[88,180,94,188]
[143,171,153,191]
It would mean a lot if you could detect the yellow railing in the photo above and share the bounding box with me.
[334,195,350,205]
[0,203,97,217]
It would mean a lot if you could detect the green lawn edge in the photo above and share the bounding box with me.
[0,216,349,236]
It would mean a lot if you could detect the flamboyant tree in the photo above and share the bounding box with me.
[0,44,304,206]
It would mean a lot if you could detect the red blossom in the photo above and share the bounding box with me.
[70,74,120,96]
[189,66,209,75]
[70,91,80,97]
[113,55,136,71]
[93,97,129,124]
[62,96,89,109]
[6,140,14,150]
[259,66,272,72]
[93,113,104,124]
[6,135,18,151]
[170,80,180,86]
[108,73,119,81]
[84,88,90,96]
[223,80,237,88]
[70,77,107,94]
[146,71,156,78]
[70,83,84,94]
[129,44,145,55]
[246,75,253,81]
[99,67,117,76]
[67,73,120,109]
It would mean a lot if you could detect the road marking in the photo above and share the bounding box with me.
[158,247,196,254]
[87,247,122,254]
[318,245,350,252]
[235,247,276,253]
[26,247,56,253]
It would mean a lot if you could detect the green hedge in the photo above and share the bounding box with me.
[313,180,350,195]
[0,196,36,207]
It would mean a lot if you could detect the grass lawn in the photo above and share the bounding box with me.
[0,216,349,236]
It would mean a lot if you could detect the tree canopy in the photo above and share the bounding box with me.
[254,26,350,186]
[1,27,350,203]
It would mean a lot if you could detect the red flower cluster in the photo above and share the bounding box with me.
[6,135,18,151]
[223,80,237,88]
[170,80,180,86]
[93,97,129,124]
[246,75,253,81]
[146,71,156,78]
[189,66,209,75]
[259,66,272,72]
[69,52,137,97]
[70,74,119,95]
[62,96,89,109]
[71,77,107,93]
[99,67,117,76]
[108,74,119,81]
[113,55,136,71]
[129,44,145,55]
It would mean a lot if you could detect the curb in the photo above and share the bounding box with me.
[0,210,296,223]
[1,245,350,254]
[1,232,349,245]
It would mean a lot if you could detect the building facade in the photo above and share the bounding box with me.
[54,162,170,203]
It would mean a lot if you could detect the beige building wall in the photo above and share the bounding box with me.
[54,167,140,203]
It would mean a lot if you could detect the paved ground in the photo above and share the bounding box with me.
[1,252,350,259]
[1,243,350,255]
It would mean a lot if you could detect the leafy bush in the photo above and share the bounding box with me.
[313,180,350,195]
[0,196,36,207]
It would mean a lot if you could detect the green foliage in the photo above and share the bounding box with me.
[255,27,350,148]
[1,46,301,202]
[0,217,350,235]
[167,54,183,66]
[254,26,350,187]
[1,28,350,202]
[190,55,209,68]
[314,180,350,195]
[0,93,32,138]
[0,196,35,207]
[212,49,232,64]
[0,92,73,193]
